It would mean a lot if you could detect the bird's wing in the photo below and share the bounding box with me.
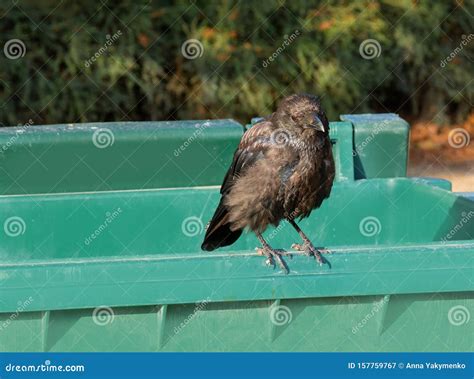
[201,119,277,251]
[220,119,276,194]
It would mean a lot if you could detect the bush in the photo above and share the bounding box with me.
[0,0,472,126]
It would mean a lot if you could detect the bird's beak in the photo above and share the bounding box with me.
[311,115,325,132]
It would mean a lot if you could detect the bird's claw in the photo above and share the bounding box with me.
[256,247,290,274]
[291,242,330,266]
[291,243,305,252]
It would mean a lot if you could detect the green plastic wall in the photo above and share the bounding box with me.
[0,115,472,352]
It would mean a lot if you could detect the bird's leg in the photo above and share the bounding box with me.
[287,219,329,266]
[255,233,290,274]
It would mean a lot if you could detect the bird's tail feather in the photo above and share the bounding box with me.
[201,199,242,251]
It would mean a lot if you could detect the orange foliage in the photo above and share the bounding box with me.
[318,20,333,31]
[202,27,216,39]
[410,113,474,163]
[137,33,150,48]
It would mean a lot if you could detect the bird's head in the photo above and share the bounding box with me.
[274,93,329,134]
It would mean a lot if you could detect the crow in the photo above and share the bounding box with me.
[201,94,335,273]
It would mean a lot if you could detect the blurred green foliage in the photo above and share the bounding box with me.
[0,0,472,126]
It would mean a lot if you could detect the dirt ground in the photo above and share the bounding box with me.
[408,114,474,192]
[408,159,474,192]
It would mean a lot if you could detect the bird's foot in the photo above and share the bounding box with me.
[255,247,291,274]
[291,241,331,267]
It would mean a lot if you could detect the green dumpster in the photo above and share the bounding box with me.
[0,115,472,352]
